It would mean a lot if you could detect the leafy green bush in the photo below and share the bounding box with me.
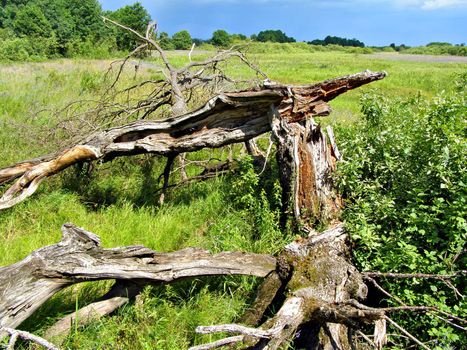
[405,44,467,56]
[65,38,118,58]
[0,37,31,61]
[226,156,288,254]
[337,78,466,348]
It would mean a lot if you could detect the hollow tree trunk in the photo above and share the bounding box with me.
[271,109,342,231]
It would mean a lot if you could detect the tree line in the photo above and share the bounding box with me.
[0,0,152,60]
[1,1,464,61]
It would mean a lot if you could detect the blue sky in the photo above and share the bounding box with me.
[100,0,467,46]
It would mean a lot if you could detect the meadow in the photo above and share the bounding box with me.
[0,51,465,349]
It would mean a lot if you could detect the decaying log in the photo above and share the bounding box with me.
[0,71,386,210]
[0,223,276,330]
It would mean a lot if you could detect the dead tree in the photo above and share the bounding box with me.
[0,71,385,210]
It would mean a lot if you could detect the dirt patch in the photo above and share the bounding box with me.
[366,52,467,63]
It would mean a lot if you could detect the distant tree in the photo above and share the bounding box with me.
[37,0,75,52]
[172,30,192,50]
[231,33,247,41]
[192,38,206,46]
[159,31,174,50]
[250,34,258,41]
[427,42,452,46]
[257,29,295,43]
[66,0,106,40]
[107,2,151,51]
[13,4,52,38]
[308,39,325,46]
[211,29,232,47]
[323,35,364,47]
[309,35,364,47]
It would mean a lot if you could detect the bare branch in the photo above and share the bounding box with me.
[385,317,432,350]
[188,336,244,350]
[1,327,60,350]
[363,271,466,280]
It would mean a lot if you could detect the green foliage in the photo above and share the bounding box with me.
[309,35,365,47]
[256,29,295,43]
[226,156,288,254]
[405,44,467,56]
[159,31,175,50]
[0,36,58,61]
[0,0,151,60]
[172,30,193,50]
[106,2,151,51]
[337,80,466,348]
[211,29,232,48]
[12,3,53,38]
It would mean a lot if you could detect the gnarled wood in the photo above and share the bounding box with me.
[0,224,276,330]
[194,225,373,350]
[0,71,386,210]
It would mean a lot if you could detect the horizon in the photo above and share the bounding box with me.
[100,0,467,46]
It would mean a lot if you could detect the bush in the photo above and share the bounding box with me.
[211,29,232,48]
[337,78,466,349]
[172,30,192,50]
[65,38,117,58]
[0,38,31,61]
[405,44,467,56]
[0,36,59,61]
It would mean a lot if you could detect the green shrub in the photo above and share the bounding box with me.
[65,38,117,58]
[405,44,467,56]
[0,36,59,61]
[0,38,31,61]
[337,78,466,349]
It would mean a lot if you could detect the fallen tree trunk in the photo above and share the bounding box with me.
[0,224,276,330]
[0,71,386,210]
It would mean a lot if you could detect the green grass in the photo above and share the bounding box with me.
[0,52,465,349]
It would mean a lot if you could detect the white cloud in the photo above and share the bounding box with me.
[395,0,467,9]
[149,0,467,10]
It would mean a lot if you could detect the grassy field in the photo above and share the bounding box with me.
[0,51,465,349]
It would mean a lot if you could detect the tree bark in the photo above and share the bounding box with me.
[272,111,342,232]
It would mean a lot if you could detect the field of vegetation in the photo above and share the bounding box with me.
[0,50,465,349]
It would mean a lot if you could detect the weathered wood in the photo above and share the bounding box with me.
[1,327,59,350]
[0,224,276,330]
[44,297,129,339]
[272,110,342,231]
[195,225,373,350]
[0,71,386,210]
